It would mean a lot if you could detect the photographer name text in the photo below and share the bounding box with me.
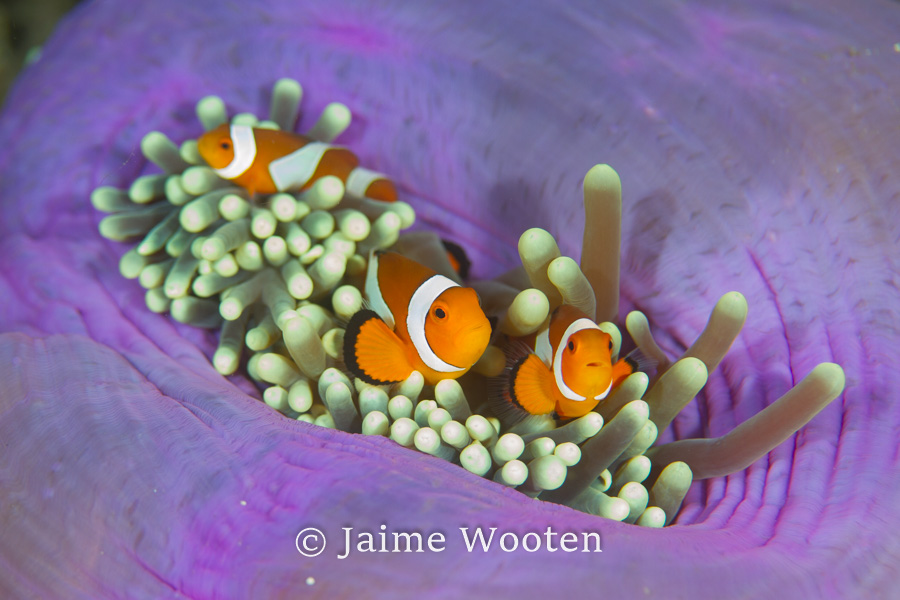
[295,525,603,559]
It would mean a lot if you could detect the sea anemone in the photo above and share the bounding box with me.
[94,77,846,528]
[92,79,416,420]
[1,0,897,598]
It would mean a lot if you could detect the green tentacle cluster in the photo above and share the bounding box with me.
[94,79,845,527]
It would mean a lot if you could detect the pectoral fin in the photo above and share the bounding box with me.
[343,309,413,384]
[486,353,558,426]
[612,348,657,388]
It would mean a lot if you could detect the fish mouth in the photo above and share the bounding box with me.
[462,321,491,337]
[457,322,492,356]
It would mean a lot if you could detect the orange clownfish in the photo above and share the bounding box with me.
[343,251,492,386]
[441,239,472,280]
[494,304,646,422]
[197,123,397,201]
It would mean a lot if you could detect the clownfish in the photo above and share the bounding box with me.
[493,304,648,422]
[343,251,492,386]
[441,239,472,280]
[197,123,398,201]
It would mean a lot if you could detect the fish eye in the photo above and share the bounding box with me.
[434,307,446,319]
[567,340,575,352]
[608,340,613,350]
[219,140,231,150]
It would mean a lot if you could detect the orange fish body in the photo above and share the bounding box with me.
[197,123,397,201]
[499,304,637,421]
[344,251,491,386]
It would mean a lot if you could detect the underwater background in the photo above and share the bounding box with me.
[0,0,80,102]
[1,0,898,598]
